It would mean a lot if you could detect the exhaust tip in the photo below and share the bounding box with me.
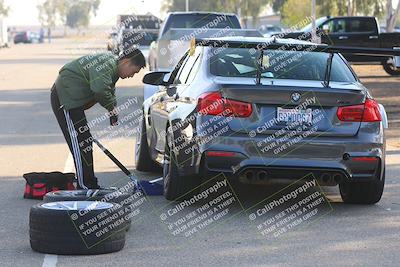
[320,173,331,183]
[257,170,268,180]
[333,173,343,184]
[244,170,254,180]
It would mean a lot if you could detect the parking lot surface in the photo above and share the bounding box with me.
[0,39,399,267]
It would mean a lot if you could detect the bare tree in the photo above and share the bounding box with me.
[386,0,400,32]
[37,0,58,30]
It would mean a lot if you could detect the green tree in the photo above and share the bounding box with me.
[272,0,286,13]
[162,0,234,12]
[38,0,71,29]
[0,0,9,16]
[281,0,311,27]
[239,0,270,27]
[281,0,385,27]
[351,0,385,17]
[278,0,384,16]
[55,0,71,35]
[66,0,100,31]
[38,0,58,31]
[316,0,340,16]
[37,0,100,34]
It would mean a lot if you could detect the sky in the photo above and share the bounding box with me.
[5,0,400,26]
[4,0,165,26]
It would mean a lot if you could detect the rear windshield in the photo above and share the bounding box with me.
[164,14,240,32]
[209,47,357,82]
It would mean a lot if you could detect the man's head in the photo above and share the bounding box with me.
[117,48,146,79]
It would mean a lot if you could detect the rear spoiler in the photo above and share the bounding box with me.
[194,38,400,57]
[160,28,263,41]
[194,38,400,86]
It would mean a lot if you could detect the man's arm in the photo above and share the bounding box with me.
[83,99,97,110]
[89,67,116,112]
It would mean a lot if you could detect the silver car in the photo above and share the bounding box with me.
[137,37,393,204]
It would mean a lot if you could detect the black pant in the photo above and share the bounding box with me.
[50,84,98,189]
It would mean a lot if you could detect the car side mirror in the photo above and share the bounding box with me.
[143,71,170,86]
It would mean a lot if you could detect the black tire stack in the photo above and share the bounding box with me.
[30,189,135,255]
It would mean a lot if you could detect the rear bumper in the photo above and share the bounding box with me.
[189,133,385,183]
[204,155,382,183]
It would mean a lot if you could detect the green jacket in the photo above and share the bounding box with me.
[55,53,119,111]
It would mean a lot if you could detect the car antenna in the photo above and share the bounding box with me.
[323,53,334,88]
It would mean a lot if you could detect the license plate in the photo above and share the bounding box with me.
[277,107,313,124]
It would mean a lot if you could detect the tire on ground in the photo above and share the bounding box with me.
[44,189,133,206]
[339,169,385,204]
[30,201,127,255]
[43,189,139,231]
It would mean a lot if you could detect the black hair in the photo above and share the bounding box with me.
[119,48,146,68]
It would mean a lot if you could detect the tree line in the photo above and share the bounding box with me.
[1,0,399,32]
[37,0,100,34]
[0,0,100,33]
[163,0,400,31]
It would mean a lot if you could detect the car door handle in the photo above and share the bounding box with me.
[338,36,348,40]
[369,35,378,39]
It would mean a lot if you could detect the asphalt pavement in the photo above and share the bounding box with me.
[0,38,399,267]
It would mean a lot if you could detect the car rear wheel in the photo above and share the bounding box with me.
[135,119,160,172]
[163,129,200,201]
[339,169,385,204]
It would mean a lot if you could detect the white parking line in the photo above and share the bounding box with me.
[42,254,58,267]
[41,153,74,267]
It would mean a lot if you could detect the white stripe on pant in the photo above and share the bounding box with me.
[63,109,88,189]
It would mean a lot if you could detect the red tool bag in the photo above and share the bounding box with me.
[23,172,76,199]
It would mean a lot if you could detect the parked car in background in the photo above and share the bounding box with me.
[107,14,162,55]
[13,31,40,44]
[144,11,262,100]
[259,24,283,37]
[148,12,243,72]
[276,16,400,75]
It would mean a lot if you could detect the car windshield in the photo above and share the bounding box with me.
[166,14,240,30]
[260,26,281,33]
[209,47,356,82]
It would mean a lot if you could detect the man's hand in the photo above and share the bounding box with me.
[109,108,118,126]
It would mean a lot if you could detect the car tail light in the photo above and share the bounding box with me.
[206,151,237,157]
[197,92,252,117]
[337,99,381,122]
[351,157,379,162]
